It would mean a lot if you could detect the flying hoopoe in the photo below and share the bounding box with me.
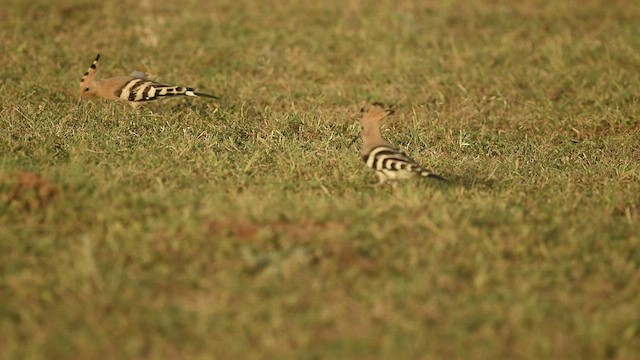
[358,102,446,186]
[79,54,218,108]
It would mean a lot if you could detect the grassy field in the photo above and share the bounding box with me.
[1,0,640,358]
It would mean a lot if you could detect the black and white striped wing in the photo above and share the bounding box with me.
[363,145,446,181]
[117,79,217,102]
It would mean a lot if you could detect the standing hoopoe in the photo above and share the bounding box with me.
[358,102,446,186]
[79,54,218,109]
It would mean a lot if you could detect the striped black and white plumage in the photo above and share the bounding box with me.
[359,102,446,186]
[79,54,218,108]
[114,77,218,103]
[363,145,447,184]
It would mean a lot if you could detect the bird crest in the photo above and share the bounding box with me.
[79,54,100,97]
[360,102,395,125]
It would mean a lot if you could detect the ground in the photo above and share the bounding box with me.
[1,0,639,359]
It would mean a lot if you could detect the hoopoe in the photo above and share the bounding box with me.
[358,102,446,186]
[79,54,218,109]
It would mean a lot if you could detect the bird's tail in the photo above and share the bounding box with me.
[184,88,219,99]
[418,169,447,182]
[194,91,219,99]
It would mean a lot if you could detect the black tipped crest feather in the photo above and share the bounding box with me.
[79,54,100,95]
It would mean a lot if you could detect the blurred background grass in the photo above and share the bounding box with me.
[1,0,639,359]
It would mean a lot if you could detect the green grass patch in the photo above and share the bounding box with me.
[1,0,639,358]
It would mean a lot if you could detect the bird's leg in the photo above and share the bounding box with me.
[373,172,387,187]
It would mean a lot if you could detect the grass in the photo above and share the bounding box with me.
[1,0,639,358]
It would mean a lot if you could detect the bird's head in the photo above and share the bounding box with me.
[348,102,395,147]
[359,102,394,129]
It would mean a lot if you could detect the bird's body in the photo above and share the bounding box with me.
[359,102,446,186]
[79,54,218,108]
